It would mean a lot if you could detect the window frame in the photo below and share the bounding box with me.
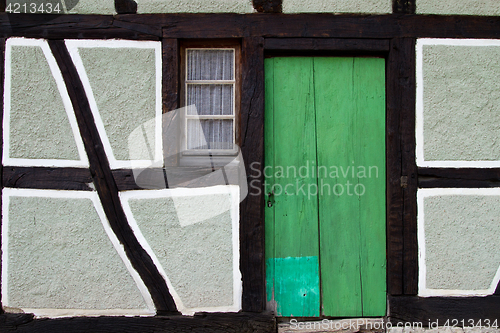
[179,40,241,157]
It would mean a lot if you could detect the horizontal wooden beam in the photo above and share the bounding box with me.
[264,38,390,52]
[418,167,500,188]
[0,312,276,332]
[1,14,500,40]
[389,295,500,324]
[2,166,235,191]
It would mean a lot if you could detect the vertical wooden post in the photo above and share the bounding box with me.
[240,36,265,312]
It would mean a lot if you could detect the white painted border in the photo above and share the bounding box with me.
[65,39,163,169]
[417,188,500,297]
[3,38,88,168]
[119,185,242,315]
[1,188,156,317]
[416,38,500,168]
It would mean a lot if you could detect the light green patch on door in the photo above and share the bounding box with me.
[265,57,386,318]
[266,256,320,317]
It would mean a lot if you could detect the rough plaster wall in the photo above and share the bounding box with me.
[5,0,115,14]
[135,0,253,13]
[78,47,156,161]
[282,0,391,13]
[417,0,500,15]
[422,45,500,161]
[423,195,500,290]
[9,45,79,160]
[5,196,147,309]
[129,194,234,309]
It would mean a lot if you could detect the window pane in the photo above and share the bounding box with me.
[187,119,233,150]
[187,49,234,81]
[187,84,233,116]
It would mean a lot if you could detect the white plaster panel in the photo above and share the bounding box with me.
[135,0,253,13]
[3,38,88,167]
[282,0,391,13]
[66,40,162,169]
[120,186,242,315]
[417,0,500,16]
[1,189,153,316]
[5,1,115,14]
[418,188,500,297]
[416,39,500,167]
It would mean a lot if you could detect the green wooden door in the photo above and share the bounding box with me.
[265,57,386,317]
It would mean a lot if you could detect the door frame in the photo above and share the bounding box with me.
[254,38,418,312]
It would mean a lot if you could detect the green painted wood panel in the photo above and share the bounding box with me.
[265,56,386,318]
[314,57,386,317]
[264,57,320,317]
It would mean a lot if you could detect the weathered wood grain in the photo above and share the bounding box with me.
[115,0,137,14]
[2,167,93,191]
[0,312,276,333]
[393,0,415,14]
[264,38,390,52]
[1,14,500,40]
[419,168,500,188]
[399,38,418,295]
[252,0,282,13]
[389,295,500,324]
[386,38,404,296]
[240,37,265,312]
[48,40,178,315]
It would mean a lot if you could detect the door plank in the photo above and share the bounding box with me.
[353,58,386,316]
[315,57,363,316]
[266,57,320,317]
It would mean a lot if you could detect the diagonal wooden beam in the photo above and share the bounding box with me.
[48,40,179,315]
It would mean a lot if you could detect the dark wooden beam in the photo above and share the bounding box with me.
[264,38,390,52]
[385,38,404,296]
[0,14,161,40]
[115,0,137,14]
[3,167,93,191]
[0,312,276,333]
[418,168,500,188]
[1,14,500,40]
[389,295,500,324]
[399,38,418,295]
[48,40,179,315]
[240,36,265,312]
[393,0,415,14]
[252,0,282,13]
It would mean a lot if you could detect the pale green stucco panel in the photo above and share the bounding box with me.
[135,0,253,13]
[423,195,500,290]
[417,0,500,16]
[78,47,157,161]
[4,195,148,310]
[421,44,500,161]
[282,0,391,13]
[8,45,80,160]
[128,194,235,309]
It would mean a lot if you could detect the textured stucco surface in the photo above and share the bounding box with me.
[8,45,79,160]
[135,0,253,13]
[5,196,147,310]
[422,45,500,161]
[5,0,114,14]
[129,194,234,308]
[282,0,391,13]
[78,47,156,161]
[423,195,500,290]
[417,0,500,15]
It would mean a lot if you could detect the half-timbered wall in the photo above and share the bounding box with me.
[0,0,500,331]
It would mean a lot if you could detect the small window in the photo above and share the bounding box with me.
[181,42,240,156]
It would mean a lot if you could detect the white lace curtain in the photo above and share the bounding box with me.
[186,49,235,150]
